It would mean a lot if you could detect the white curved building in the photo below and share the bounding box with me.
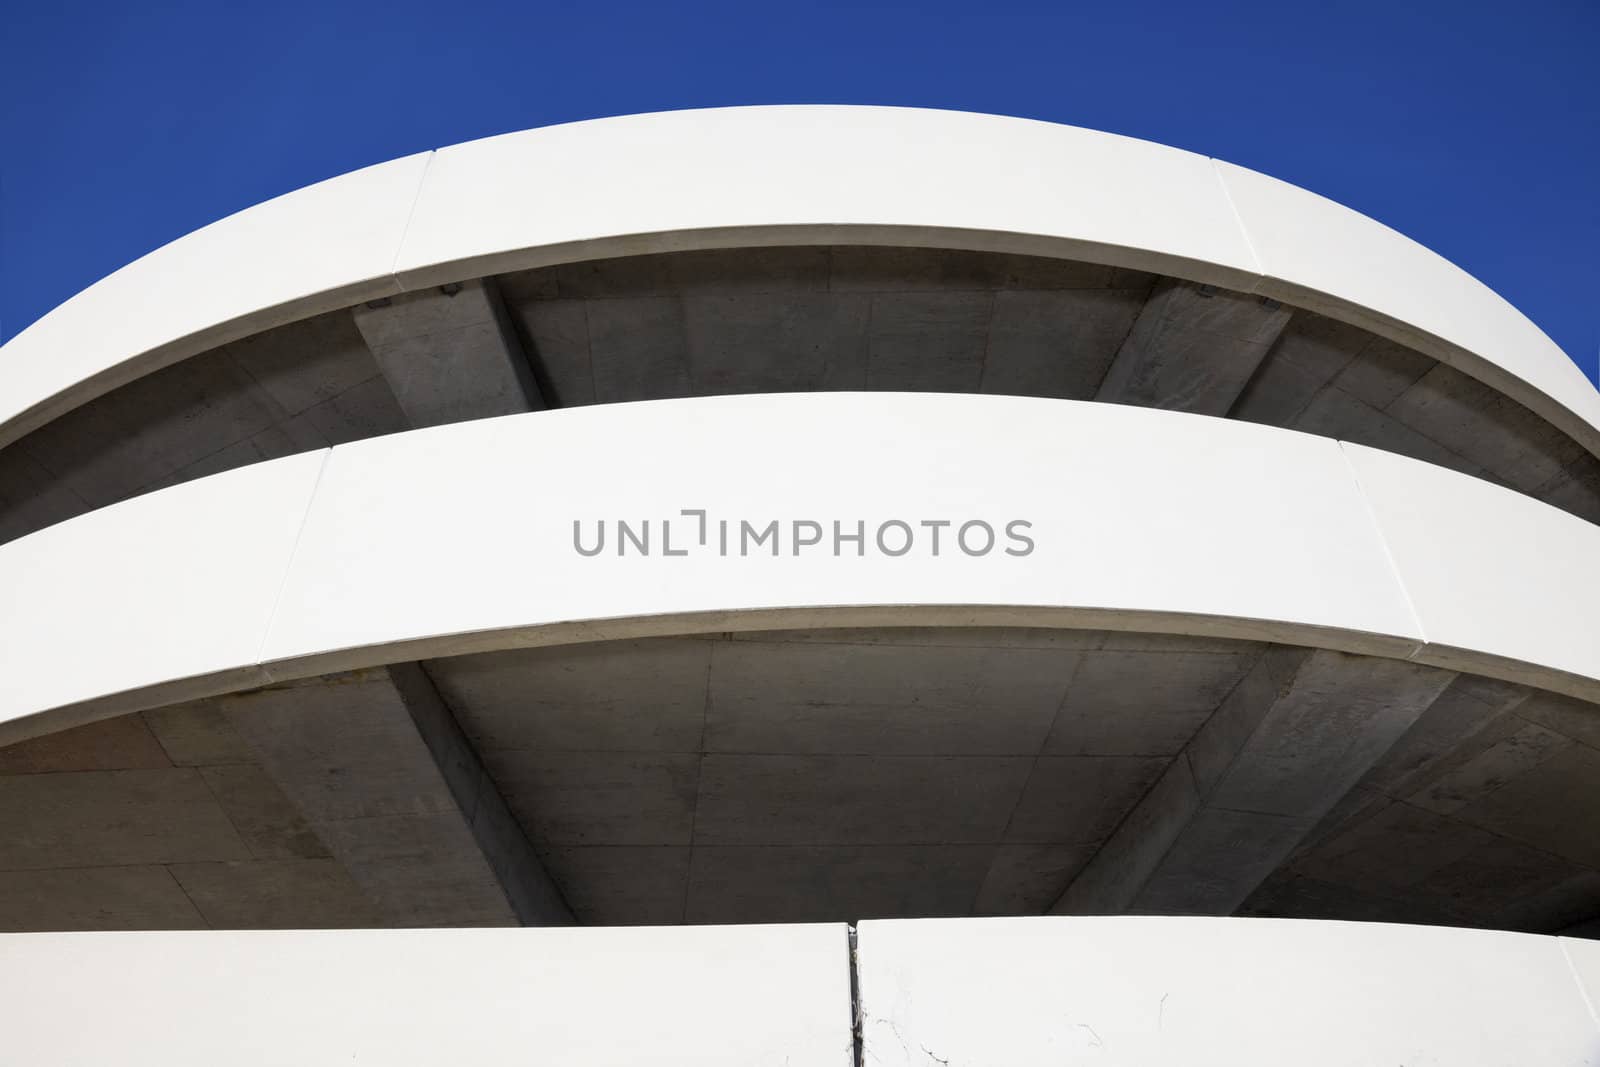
[2,107,1599,1063]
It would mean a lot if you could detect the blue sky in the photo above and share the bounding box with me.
[2,0,1595,385]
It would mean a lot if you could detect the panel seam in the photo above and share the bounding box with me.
[252,448,334,671]
[1209,157,1265,289]
[1558,939,1600,1035]
[1336,441,1430,659]
[387,149,438,291]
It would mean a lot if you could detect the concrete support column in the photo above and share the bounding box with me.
[220,665,572,927]
[1053,647,1455,916]
[1095,279,1292,415]
[353,278,544,427]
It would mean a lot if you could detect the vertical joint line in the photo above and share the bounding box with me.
[1559,940,1600,1033]
[387,149,438,292]
[253,448,333,672]
[1210,157,1265,289]
[1337,441,1430,657]
[848,923,865,1067]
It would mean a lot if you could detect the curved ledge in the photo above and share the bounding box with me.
[1,392,1596,746]
[1,106,1595,462]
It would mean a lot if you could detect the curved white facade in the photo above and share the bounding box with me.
[1,107,1595,457]
[3,107,1599,1060]
[4,392,1600,748]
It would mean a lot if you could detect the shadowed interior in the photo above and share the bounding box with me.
[3,626,1597,935]
[3,246,1596,546]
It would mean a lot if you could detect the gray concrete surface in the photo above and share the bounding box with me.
[1235,310,1600,523]
[1054,648,1455,916]
[219,667,569,927]
[0,708,360,929]
[352,279,543,425]
[1095,280,1291,414]
[429,629,1238,924]
[1245,678,1600,932]
[2,627,1598,934]
[13,670,554,932]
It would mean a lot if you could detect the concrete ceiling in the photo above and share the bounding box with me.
[3,626,1597,936]
[2,247,1596,547]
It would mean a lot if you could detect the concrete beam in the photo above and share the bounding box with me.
[1095,279,1292,415]
[220,665,572,927]
[352,278,544,427]
[1052,648,1455,916]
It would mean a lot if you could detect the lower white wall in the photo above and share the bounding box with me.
[0,924,852,1066]
[857,916,1600,1066]
[3,917,1597,1065]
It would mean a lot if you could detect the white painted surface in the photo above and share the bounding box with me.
[1563,935,1600,1031]
[0,924,852,1066]
[856,916,1600,1066]
[260,393,1419,669]
[0,450,325,736]
[0,154,430,446]
[1344,442,1600,695]
[5,918,1586,1066]
[0,107,1593,459]
[394,106,1258,288]
[1219,160,1600,452]
[3,394,1599,742]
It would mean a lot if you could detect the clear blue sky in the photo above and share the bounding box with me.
[2,0,1595,385]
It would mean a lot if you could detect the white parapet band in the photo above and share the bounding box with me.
[1,392,1596,745]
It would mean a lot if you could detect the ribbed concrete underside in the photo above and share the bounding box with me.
[3,626,1596,935]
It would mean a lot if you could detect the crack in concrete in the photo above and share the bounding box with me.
[848,923,865,1067]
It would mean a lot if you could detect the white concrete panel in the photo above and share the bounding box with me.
[260,394,1420,670]
[857,916,1600,1066]
[0,153,431,449]
[1217,159,1600,457]
[1562,935,1600,1031]
[394,106,1259,291]
[8,394,1600,742]
[1345,441,1600,701]
[0,450,325,741]
[0,924,851,1066]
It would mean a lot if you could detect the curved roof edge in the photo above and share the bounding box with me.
[0,392,1595,748]
[0,106,1595,459]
